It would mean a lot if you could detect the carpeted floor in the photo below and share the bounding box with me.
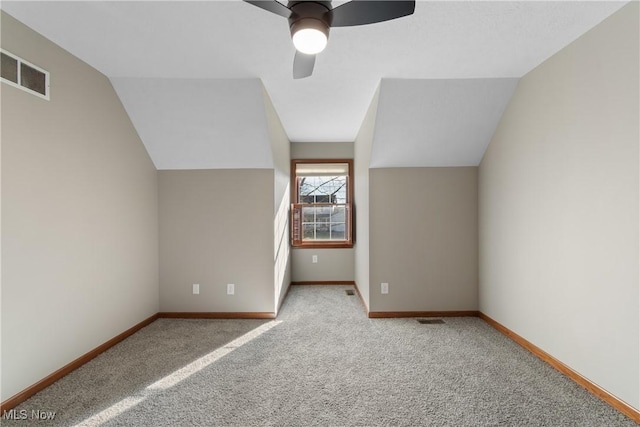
[3,285,637,426]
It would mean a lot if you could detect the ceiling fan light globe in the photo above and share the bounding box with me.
[293,28,327,55]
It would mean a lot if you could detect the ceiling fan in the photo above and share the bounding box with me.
[243,0,416,79]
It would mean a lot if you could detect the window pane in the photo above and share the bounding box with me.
[302,206,315,223]
[316,207,331,223]
[303,224,315,240]
[300,206,349,241]
[303,206,332,225]
[298,175,347,204]
[315,223,331,240]
[333,193,347,204]
[331,224,346,240]
[331,206,345,223]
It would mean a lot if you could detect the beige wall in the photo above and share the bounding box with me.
[369,167,478,312]
[290,248,355,283]
[1,12,159,401]
[291,249,354,282]
[263,87,292,311]
[291,141,354,159]
[353,89,380,309]
[265,87,290,216]
[158,169,275,313]
[479,2,639,409]
[290,141,355,283]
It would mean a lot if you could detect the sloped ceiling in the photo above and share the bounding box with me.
[111,78,273,169]
[0,1,629,169]
[372,78,519,167]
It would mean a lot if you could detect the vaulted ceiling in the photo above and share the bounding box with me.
[1,1,628,169]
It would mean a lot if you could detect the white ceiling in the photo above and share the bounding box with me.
[1,1,628,168]
[372,78,519,167]
[111,78,274,169]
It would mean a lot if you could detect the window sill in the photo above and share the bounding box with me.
[292,242,354,249]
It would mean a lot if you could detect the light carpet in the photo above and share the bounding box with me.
[3,285,636,426]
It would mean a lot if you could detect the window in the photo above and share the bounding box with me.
[291,159,353,248]
[1,50,50,100]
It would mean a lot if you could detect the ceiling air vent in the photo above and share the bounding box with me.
[1,50,49,100]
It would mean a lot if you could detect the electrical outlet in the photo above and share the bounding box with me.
[312,255,318,263]
[381,282,389,294]
[193,284,200,295]
[227,283,235,295]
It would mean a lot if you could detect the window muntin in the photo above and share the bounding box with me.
[291,160,353,248]
[298,175,347,204]
[302,205,346,241]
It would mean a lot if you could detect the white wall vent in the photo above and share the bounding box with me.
[1,49,50,100]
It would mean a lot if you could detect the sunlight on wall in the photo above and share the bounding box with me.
[274,186,290,311]
[74,320,282,426]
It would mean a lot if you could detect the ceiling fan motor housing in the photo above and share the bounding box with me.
[243,0,417,78]
[288,1,332,39]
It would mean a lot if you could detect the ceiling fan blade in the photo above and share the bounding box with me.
[327,1,415,27]
[243,0,292,19]
[293,51,316,79]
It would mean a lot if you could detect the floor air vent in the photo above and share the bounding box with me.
[417,319,445,324]
[345,290,355,296]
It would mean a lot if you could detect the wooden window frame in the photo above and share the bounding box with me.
[291,159,354,249]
